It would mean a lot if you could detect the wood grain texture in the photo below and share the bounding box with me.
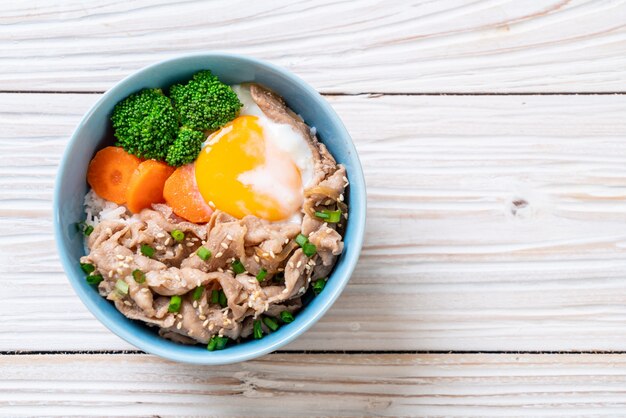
[2,0,626,93]
[3,93,626,351]
[3,353,626,417]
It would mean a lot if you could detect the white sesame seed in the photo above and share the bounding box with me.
[342,175,348,183]
[338,223,343,227]
[284,238,290,244]
[220,242,228,249]
[156,232,165,238]
[299,286,306,294]
[191,237,199,242]
[164,238,171,245]
[228,257,235,263]
[188,330,194,336]
[106,227,113,235]
[282,288,289,294]
[123,300,132,306]
[165,251,173,257]
[209,323,215,331]
[226,234,233,241]
[121,263,130,269]
[192,301,198,308]
[215,252,223,258]
[203,319,209,327]
[288,262,294,268]
[116,254,125,260]
[270,250,275,258]
[296,261,302,268]
[262,252,269,258]
[199,315,207,320]
[248,279,256,284]
[325,199,332,205]
[178,244,183,250]
[217,267,224,273]
[339,194,344,202]
[326,228,334,234]
[305,264,312,271]
[156,245,164,251]
[108,271,113,278]
[196,280,201,287]
[278,267,284,272]
[186,242,194,247]
[176,322,182,330]
[116,268,124,275]
[218,329,224,336]
[247,300,253,308]
[344,213,348,220]
[177,313,183,319]
[254,255,260,263]
[209,201,216,208]
[226,270,233,275]
[201,240,206,245]
[125,255,133,262]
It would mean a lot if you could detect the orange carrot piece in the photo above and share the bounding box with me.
[125,160,175,214]
[163,164,214,223]
[87,146,141,204]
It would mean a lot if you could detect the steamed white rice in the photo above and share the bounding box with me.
[84,189,130,228]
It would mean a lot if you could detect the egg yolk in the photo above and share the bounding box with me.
[195,115,303,221]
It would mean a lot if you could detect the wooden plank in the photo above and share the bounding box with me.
[2,0,626,93]
[4,93,626,351]
[3,353,626,416]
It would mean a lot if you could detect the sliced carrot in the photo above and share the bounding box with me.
[163,164,214,223]
[87,146,141,204]
[125,160,175,214]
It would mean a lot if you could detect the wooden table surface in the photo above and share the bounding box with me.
[3,1,626,416]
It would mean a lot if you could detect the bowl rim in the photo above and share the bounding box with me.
[54,52,366,364]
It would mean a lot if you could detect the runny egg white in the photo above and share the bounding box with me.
[194,84,314,222]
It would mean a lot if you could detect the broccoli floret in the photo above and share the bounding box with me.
[166,127,205,167]
[111,88,179,160]
[169,70,242,131]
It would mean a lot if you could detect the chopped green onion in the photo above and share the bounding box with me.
[171,229,185,242]
[77,222,94,236]
[302,242,317,257]
[207,335,229,351]
[86,274,103,286]
[295,234,308,247]
[231,259,245,275]
[80,263,95,274]
[140,244,155,257]
[313,278,326,295]
[218,290,227,308]
[314,211,330,220]
[280,311,294,323]
[253,319,263,339]
[115,279,129,295]
[168,295,182,313]
[132,269,146,284]
[273,272,285,283]
[197,246,211,261]
[192,286,204,300]
[323,209,342,223]
[211,289,219,304]
[263,316,279,331]
[256,268,268,282]
[207,336,217,351]
[215,336,228,350]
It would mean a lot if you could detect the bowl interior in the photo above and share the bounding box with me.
[54,54,366,364]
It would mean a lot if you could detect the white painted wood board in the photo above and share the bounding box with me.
[3,353,626,417]
[1,0,626,93]
[3,93,626,351]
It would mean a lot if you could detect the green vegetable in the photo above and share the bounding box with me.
[302,242,317,257]
[192,286,204,300]
[168,295,182,313]
[253,319,263,339]
[316,209,342,223]
[132,269,146,284]
[86,274,103,286]
[231,259,245,275]
[218,290,227,308]
[280,311,294,323]
[170,229,185,242]
[197,247,211,261]
[115,279,129,295]
[111,88,179,160]
[140,244,155,257]
[313,279,326,295]
[262,316,279,332]
[256,268,267,282]
[77,222,94,236]
[207,335,229,351]
[80,263,95,274]
[211,289,219,304]
[169,70,242,131]
[165,127,205,167]
[295,234,308,247]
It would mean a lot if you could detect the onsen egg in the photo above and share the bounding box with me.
[194,85,314,222]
